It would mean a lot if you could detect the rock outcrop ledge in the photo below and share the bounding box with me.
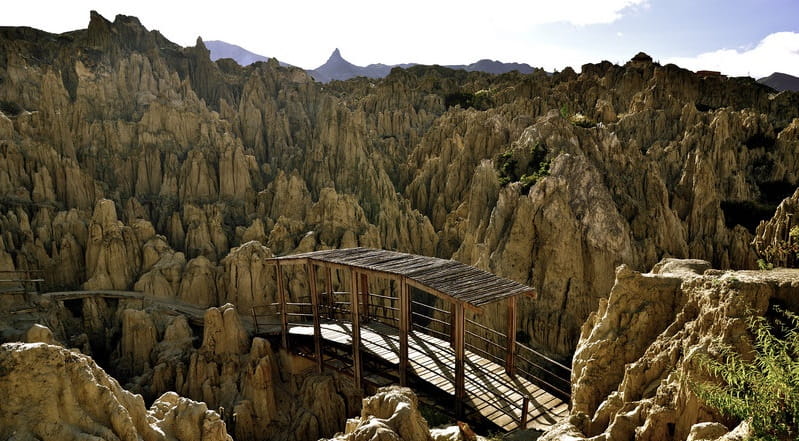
[0,342,232,441]
[541,259,799,441]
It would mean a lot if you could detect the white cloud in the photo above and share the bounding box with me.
[1,0,648,68]
[664,32,799,78]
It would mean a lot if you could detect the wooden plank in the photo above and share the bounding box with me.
[267,247,535,310]
[406,279,481,312]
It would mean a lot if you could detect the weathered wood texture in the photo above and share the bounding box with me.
[288,320,568,431]
[268,248,535,308]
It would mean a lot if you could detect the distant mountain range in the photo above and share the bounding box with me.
[207,40,799,89]
[205,41,535,82]
[205,40,291,67]
[308,48,535,82]
[757,72,799,92]
[308,48,416,83]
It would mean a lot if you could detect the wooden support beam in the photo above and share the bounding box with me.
[325,268,334,319]
[454,301,466,418]
[520,396,530,429]
[399,278,410,386]
[506,296,517,375]
[276,262,289,349]
[350,268,363,390]
[360,273,369,324]
[251,307,259,335]
[450,303,457,349]
[308,263,323,374]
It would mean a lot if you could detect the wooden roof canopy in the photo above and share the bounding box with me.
[267,247,536,310]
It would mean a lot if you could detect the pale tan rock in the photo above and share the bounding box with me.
[323,386,433,441]
[24,324,57,345]
[0,342,231,441]
[201,303,249,356]
[686,422,730,441]
[179,255,219,307]
[546,261,799,441]
[132,218,157,245]
[118,308,158,376]
[183,203,229,261]
[218,241,275,313]
[219,144,255,200]
[83,199,142,290]
[753,187,799,267]
[240,217,268,244]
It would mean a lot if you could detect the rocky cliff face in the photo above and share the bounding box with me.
[753,187,799,267]
[1,13,798,361]
[539,259,799,441]
[0,342,232,441]
[20,297,361,441]
[323,386,476,441]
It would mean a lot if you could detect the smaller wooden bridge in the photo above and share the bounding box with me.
[0,269,44,298]
[255,248,571,431]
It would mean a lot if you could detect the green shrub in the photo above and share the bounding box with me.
[495,142,550,190]
[693,308,799,441]
[757,259,775,271]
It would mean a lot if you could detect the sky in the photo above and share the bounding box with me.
[3,0,799,78]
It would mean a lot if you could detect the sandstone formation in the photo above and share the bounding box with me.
[0,342,232,441]
[324,386,477,441]
[539,259,799,441]
[1,12,798,361]
[27,295,362,441]
[753,187,799,267]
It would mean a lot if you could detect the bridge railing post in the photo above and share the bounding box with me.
[360,273,369,324]
[399,278,410,386]
[276,262,288,349]
[325,268,334,320]
[350,268,363,390]
[308,263,323,374]
[506,296,517,375]
[520,396,529,429]
[454,301,465,418]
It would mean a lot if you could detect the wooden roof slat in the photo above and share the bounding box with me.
[269,248,533,309]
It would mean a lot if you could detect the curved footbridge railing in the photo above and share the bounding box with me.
[253,247,571,431]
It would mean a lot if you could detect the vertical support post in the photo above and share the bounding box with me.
[506,296,517,375]
[308,263,323,374]
[398,278,410,386]
[350,269,363,390]
[251,306,259,335]
[450,305,457,349]
[360,273,369,324]
[276,262,289,349]
[520,396,530,429]
[24,268,31,297]
[454,301,466,418]
[325,268,334,319]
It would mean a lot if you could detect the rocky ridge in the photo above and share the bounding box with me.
[539,258,799,441]
[0,13,798,362]
[0,342,232,441]
[8,296,361,441]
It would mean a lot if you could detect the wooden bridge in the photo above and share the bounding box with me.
[0,269,44,298]
[255,248,570,431]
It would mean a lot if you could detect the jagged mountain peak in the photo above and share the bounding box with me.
[329,48,343,60]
